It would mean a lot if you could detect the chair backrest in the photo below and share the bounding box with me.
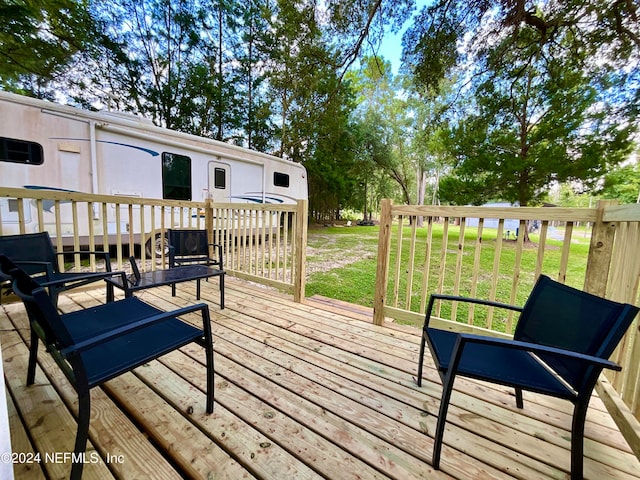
[168,229,209,256]
[0,232,58,274]
[0,254,72,348]
[515,275,639,392]
[168,229,220,268]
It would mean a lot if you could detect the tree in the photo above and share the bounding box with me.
[87,0,204,128]
[236,0,274,150]
[303,64,360,222]
[401,0,638,209]
[349,57,419,209]
[402,0,640,96]
[411,109,452,208]
[324,0,413,82]
[0,0,97,96]
[601,160,640,204]
[198,0,244,141]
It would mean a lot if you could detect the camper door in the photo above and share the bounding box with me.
[209,162,230,202]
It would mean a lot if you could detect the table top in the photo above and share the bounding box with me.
[105,265,225,290]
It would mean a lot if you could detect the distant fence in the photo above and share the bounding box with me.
[373,199,640,456]
[0,187,307,301]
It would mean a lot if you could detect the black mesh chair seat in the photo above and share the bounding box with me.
[167,229,225,307]
[427,328,577,399]
[168,229,223,268]
[61,297,205,387]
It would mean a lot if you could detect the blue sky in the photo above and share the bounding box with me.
[376,30,405,73]
[374,0,430,73]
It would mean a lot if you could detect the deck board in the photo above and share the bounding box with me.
[1,277,639,479]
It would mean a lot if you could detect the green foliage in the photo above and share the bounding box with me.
[405,0,639,207]
[601,161,640,204]
[0,0,96,93]
[325,0,413,73]
[403,0,640,95]
[84,0,247,139]
[3,0,637,218]
[348,58,441,212]
[440,60,632,206]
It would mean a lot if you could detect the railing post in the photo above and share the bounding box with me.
[204,198,214,247]
[293,199,308,303]
[373,199,393,326]
[583,200,618,296]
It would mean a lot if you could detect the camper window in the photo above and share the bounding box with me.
[1,137,43,165]
[214,168,226,189]
[162,152,192,200]
[274,172,290,188]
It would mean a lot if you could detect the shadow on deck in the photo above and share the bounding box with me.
[1,278,639,479]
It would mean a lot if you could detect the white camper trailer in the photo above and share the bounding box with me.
[0,91,308,252]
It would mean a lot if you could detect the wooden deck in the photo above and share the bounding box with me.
[1,278,639,480]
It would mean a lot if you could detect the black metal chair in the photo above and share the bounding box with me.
[417,274,639,480]
[0,255,215,480]
[168,229,225,305]
[168,229,223,269]
[0,232,124,305]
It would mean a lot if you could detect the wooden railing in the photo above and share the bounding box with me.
[208,201,308,301]
[0,187,307,302]
[373,198,640,456]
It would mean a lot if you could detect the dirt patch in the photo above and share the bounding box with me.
[305,232,377,275]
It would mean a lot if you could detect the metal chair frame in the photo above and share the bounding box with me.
[1,255,214,480]
[417,275,638,479]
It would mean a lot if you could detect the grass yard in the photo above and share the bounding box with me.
[305,225,381,307]
[305,222,592,330]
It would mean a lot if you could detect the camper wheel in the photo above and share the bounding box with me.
[145,233,169,258]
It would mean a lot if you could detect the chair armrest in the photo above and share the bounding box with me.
[424,293,523,328]
[56,251,112,271]
[12,261,56,279]
[39,270,128,288]
[62,302,210,355]
[454,333,622,371]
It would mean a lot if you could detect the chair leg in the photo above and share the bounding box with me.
[433,370,457,469]
[219,275,225,310]
[26,326,39,385]
[570,399,589,480]
[106,283,114,302]
[201,308,215,413]
[205,339,215,414]
[416,330,427,387]
[515,387,524,409]
[70,390,91,480]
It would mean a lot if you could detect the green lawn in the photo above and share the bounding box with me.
[306,223,591,330]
